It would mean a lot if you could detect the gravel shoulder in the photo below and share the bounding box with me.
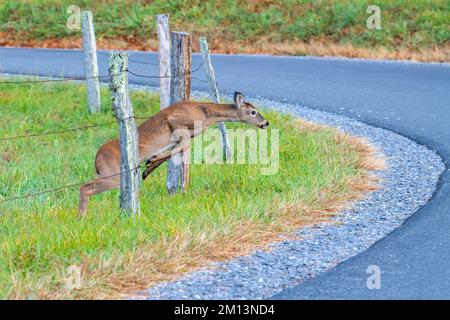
[136,90,444,300]
[0,74,443,299]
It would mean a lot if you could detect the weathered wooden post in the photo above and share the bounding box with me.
[155,14,171,109]
[81,10,101,113]
[167,31,191,194]
[199,37,231,161]
[109,53,140,217]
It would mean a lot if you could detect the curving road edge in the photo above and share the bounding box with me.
[1,48,449,299]
[129,91,442,299]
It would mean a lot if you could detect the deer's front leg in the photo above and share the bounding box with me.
[149,142,183,163]
[168,127,192,192]
[142,155,169,180]
[148,129,192,191]
[143,142,191,181]
[177,132,192,192]
[142,141,183,181]
[181,145,190,192]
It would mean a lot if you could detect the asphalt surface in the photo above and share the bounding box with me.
[1,47,449,299]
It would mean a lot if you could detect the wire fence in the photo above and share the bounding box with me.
[0,51,216,205]
[0,165,146,204]
[0,53,210,84]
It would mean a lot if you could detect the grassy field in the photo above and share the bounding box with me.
[0,80,380,299]
[0,0,448,61]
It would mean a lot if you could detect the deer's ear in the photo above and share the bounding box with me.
[234,91,245,109]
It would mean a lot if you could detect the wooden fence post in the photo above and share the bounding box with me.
[155,14,171,109]
[167,31,191,194]
[81,10,101,113]
[199,37,231,161]
[109,53,140,217]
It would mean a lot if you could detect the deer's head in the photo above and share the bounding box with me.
[233,92,269,129]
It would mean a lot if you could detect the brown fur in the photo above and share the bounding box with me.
[78,93,268,217]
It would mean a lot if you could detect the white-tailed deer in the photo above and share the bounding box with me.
[78,92,269,216]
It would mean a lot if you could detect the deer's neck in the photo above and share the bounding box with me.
[203,103,239,124]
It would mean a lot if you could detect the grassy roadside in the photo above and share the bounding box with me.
[0,0,448,62]
[0,81,382,299]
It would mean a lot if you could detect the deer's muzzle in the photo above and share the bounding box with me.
[258,120,269,129]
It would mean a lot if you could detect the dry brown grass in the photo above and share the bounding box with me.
[17,118,383,300]
[1,33,448,63]
[241,40,450,63]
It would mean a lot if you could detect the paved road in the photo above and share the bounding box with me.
[1,48,449,299]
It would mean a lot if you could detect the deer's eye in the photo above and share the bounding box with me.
[250,110,257,116]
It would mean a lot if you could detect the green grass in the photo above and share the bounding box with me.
[0,81,369,299]
[1,0,448,54]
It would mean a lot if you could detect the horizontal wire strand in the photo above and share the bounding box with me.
[0,52,208,84]
[0,165,145,204]
[0,116,148,141]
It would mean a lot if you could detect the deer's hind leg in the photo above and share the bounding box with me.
[78,175,120,218]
